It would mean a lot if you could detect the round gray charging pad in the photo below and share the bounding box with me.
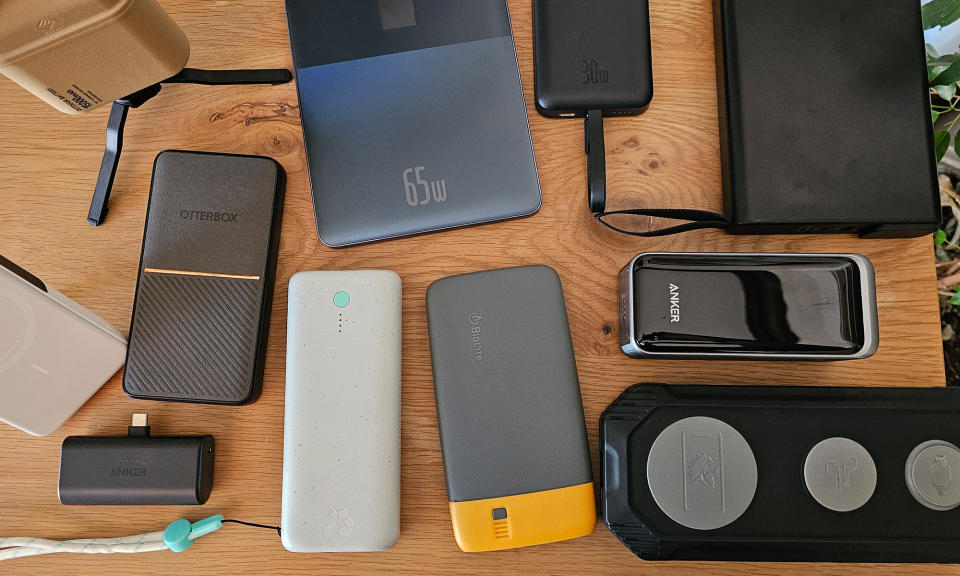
[905,440,960,511]
[803,437,876,512]
[646,416,757,531]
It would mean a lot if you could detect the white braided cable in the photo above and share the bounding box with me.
[0,531,167,562]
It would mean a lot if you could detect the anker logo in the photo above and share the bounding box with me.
[468,313,484,361]
[110,457,147,479]
[109,467,147,478]
[669,283,680,323]
[179,210,238,223]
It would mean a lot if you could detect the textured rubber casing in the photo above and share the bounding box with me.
[533,0,652,117]
[284,0,541,247]
[123,151,285,405]
[714,0,938,237]
[601,384,960,563]
[0,254,126,436]
[59,433,215,505]
[426,266,592,501]
[282,271,402,552]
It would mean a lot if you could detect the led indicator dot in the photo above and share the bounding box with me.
[334,291,350,308]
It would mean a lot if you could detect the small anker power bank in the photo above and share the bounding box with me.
[281,270,402,553]
[427,265,595,552]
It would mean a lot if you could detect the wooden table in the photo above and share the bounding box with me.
[0,1,948,574]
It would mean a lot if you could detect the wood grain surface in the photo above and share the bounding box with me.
[0,0,949,574]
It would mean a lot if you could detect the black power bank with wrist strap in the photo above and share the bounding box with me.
[533,0,653,213]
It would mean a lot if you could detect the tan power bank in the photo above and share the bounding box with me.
[0,0,189,114]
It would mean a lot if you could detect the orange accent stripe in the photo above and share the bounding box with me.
[144,268,260,281]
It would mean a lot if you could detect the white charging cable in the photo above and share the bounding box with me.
[0,532,168,561]
[0,514,279,563]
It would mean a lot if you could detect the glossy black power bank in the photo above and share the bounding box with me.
[533,0,652,117]
[617,253,878,360]
[601,384,960,563]
[123,151,285,404]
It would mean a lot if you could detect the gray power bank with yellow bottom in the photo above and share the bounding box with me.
[426,265,595,552]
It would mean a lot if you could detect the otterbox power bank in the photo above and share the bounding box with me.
[714,0,939,237]
[426,265,595,552]
[123,151,285,405]
[284,0,541,246]
[282,271,402,552]
[618,253,878,360]
[602,384,960,563]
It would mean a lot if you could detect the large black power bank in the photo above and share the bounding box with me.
[123,151,285,405]
[714,0,939,238]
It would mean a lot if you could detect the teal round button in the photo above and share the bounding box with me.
[333,291,350,308]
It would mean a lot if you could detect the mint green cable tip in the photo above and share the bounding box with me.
[163,514,224,553]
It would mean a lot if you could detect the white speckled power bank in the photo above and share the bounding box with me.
[281,270,402,552]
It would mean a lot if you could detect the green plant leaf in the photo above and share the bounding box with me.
[931,58,960,86]
[930,64,951,83]
[923,0,960,30]
[937,229,949,246]
[936,130,952,162]
[934,110,942,124]
[951,288,960,306]
[938,82,958,101]
[929,43,941,60]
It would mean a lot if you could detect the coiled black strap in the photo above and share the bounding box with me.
[594,208,731,237]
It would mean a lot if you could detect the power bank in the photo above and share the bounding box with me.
[534,0,653,117]
[281,270,402,552]
[285,0,541,247]
[0,0,189,115]
[426,265,595,552]
[602,384,960,563]
[714,0,939,237]
[123,151,285,405]
[0,254,126,436]
[59,414,215,506]
[533,0,652,211]
[618,253,878,360]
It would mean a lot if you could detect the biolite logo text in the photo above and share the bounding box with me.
[468,313,484,361]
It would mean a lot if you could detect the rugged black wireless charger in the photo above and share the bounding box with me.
[87,67,292,226]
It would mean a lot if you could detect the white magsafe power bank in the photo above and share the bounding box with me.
[281,270,402,552]
[0,255,126,436]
